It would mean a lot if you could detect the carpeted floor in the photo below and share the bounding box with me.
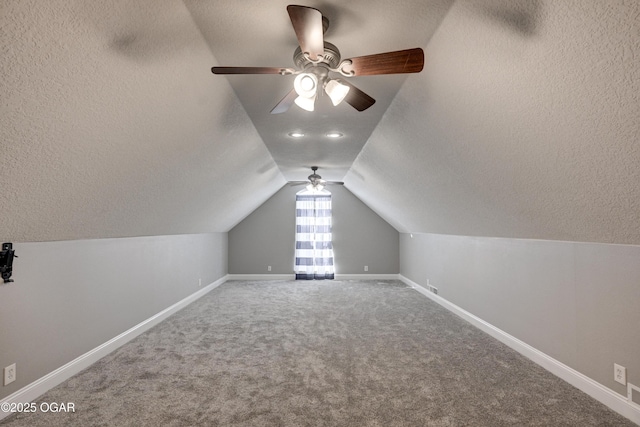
[1,280,635,426]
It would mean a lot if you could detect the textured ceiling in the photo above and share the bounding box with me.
[1,0,639,244]
[0,0,285,241]
[346,0,640,244]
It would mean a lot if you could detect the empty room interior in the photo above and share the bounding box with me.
[1,0,639,425]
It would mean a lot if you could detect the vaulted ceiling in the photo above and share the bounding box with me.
[185,0,452,182]
[1,0,639,244]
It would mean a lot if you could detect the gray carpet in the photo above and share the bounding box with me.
[1,280,635,426]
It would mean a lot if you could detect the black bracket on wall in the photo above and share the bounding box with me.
[1,243,17,283]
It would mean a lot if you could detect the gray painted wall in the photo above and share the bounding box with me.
[400,232,640,398]
[0,233,227,400]
[229,185,399,275]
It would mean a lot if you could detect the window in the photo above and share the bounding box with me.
[294,189,335,280]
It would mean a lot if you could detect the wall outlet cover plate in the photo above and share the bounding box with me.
[614,363,626,385]
[4,363,16,386]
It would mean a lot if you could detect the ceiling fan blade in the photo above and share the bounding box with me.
[271,89,298,114]
[341,48,424,76]
[289,181,343,187]
[211,66,295,75]
[287,5,324,61]
[341,80,376,112]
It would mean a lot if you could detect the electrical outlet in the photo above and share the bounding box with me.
[4,363,16,386]
[268,265,272,272]
[614,363,626,385]
[364,266,368,272]
[425,279,438,295]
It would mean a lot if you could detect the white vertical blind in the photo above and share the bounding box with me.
[294,190,335,280]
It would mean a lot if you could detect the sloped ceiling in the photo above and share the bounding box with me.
[184,0,453,181]
[1,0,285,242]
[1,0,639,245]
[347,0,640,244]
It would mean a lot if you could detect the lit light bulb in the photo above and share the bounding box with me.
[300,75,315,91]
[293,73,318,112]
[326,132,343,138]
[294,73,318,98]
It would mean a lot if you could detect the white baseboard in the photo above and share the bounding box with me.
[227,274,400,281]
[335,274,400,280]
[0,274,229,421]
[399,274,640,426]
[227,274,294,281]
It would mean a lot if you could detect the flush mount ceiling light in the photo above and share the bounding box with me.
[326,132,343,138]
[288,132,305,138]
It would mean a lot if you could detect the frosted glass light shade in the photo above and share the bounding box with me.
[325,79,350,106]
[294,73,318,111]
[294,73,318,98]
[295,95,316,112]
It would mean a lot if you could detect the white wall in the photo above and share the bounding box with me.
[400,232,640,399]
[0,233,227,400]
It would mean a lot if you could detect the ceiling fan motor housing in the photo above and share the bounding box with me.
[308,166,322,183]
[293,42,341,70]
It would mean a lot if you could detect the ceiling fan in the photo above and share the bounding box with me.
[211,5,424,113]
[288,166,344,191]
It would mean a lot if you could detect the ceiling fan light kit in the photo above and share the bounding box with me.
[288,166,345,190]
[306,183,324,192]
[211,5,424,114]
